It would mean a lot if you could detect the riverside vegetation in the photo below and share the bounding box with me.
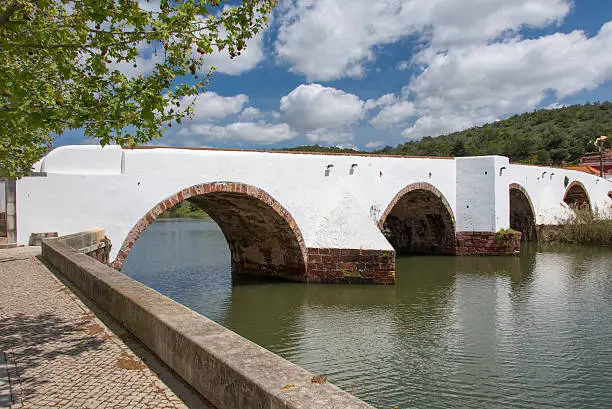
[158,200,210,220]
[539,205,612,246]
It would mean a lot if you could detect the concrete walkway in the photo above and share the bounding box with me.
[0,247,211,409]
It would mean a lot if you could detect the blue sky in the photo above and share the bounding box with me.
[62,0,612,151]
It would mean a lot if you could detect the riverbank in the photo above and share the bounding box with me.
[0,247,211,408]
[539,205,612,246]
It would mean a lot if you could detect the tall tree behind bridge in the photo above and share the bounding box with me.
[0,0,276,177]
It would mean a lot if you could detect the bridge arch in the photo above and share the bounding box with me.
[112,182,307,281]
[378,183,456,255]
[563,181,591,210]
[509,183,537,241]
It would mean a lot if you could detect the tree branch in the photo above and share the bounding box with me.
[0,1,22,27]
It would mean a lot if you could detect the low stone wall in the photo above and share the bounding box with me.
[306,248,395,284]
[41,231,374,409]
[455,231,522,255]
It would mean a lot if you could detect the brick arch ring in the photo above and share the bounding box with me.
[563,180,592,208]
[509,183,537,220]
[377,182,455,229]
[111,182,307,270]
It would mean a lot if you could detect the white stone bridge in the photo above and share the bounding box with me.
[13,145,612,284]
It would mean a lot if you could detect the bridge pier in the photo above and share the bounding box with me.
[455,156,521,255]
[305,248,395,284]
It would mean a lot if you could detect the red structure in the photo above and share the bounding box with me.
[580,150,612,178]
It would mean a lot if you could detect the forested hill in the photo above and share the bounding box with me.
[281,102,612,165]
[374,102,612,164]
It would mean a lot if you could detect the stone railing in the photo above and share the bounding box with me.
[41,230,373,409]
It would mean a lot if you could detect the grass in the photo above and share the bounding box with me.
[539,204,612,246]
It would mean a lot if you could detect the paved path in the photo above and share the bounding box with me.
[0,247,210,409]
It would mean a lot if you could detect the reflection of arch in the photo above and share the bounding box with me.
[563,181,591,209]
[112,182,307,281]
[509,183,537,241]
[379,183,455,255]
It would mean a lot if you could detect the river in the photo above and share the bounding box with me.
[122,218,612,408]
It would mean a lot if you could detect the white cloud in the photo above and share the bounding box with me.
[422,0,570,47]
[180,122,296,144]
[202,30,266,75]
[365,141,384,149]
[305,129,354,144]
[182,92,249,122]
[110,5,267,78]
[138,0,160,12]
[335,143,359,150]
[545,102,566,110]
[401,115,477,140]
[396,60,410,71]
[364,93,397,111]
[239,107,263,120]
[370,101,415,128]
[280,83,365,132]
[198,6,270,76]
[401,22,612,139]
[108,42,163,78]
[275,0,570,81]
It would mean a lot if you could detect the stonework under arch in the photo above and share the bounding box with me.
[378,182,456,255]
[509,183,537,241]
[112,182,308,281]
[563,181,591,209]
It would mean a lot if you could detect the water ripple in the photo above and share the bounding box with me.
[124,219,612,409]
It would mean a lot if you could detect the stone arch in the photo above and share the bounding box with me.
[112,182,307,282]
[509,183,537,241]
[563,181,591,210]
[378,183,456,255]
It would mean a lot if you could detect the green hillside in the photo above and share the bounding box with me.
[375,101,612,164]
[282,102,612,164]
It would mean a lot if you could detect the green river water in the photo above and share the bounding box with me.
[122,218,612,408]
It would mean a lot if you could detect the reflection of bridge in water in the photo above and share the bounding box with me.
[13,145,612,284]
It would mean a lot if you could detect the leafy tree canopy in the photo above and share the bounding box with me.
[373,102,612,163]
[0,0,276,177]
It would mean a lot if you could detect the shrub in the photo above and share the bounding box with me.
[539,204,612,246]
[495,228,521,247]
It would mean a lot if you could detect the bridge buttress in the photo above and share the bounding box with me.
[455,156,521,255]
[305,248,395,284]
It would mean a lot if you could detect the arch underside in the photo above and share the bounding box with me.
[113,183,307,282]
[510,187,537,242]
[190,193,305,280]
[564,182,591,209]
[382,189,455,255]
